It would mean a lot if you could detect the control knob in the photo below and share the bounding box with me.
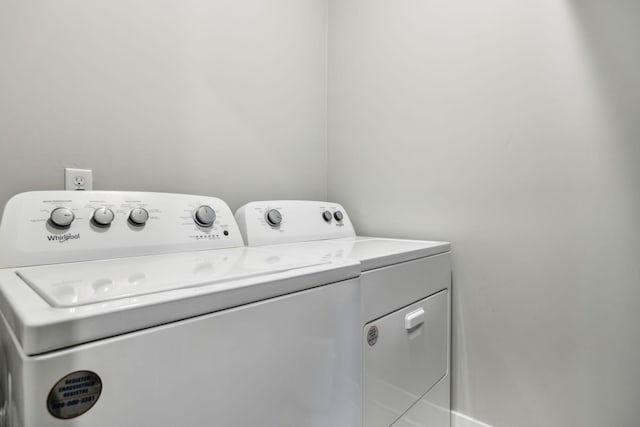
[265,209,282,227]
[49,207,75,228]
[92,207,115,227]
[194,205,216,227]
[333,210,344,222]
[128,207,149,226]
[322,211,332,222]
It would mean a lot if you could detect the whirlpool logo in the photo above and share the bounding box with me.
[47,233,80,243]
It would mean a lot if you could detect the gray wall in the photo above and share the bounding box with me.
[2,1,640,426]
[0,0,328,211]
[328,1,640,426]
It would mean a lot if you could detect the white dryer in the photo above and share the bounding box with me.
[236,201,452,427]
[0,192,362,427]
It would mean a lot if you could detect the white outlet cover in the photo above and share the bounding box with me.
[64,168,93,191]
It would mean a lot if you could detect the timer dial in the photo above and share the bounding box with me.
[49,207,75,228]
[92,207,115,226]
[265,209,282,227]
[194,205,216,227]
[128,207,149,226]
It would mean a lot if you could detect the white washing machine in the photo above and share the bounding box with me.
[0,192,362,427]
[235,201,452,427]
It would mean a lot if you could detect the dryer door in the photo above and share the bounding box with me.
[363,290,448,427]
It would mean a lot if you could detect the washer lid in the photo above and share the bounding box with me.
[17,248,327,308]
[0,247,360,355]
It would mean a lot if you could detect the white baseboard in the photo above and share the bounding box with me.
[451,411,494,427]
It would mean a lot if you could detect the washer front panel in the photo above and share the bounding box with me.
[19,279,361,427]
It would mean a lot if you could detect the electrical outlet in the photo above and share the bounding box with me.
[65,168,93,191]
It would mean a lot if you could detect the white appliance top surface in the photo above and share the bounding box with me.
[17,248,326,308]
[0,246,360,355]
[264,237,451,271]
[234,201,450,266]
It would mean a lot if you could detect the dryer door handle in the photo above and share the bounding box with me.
[404,307,425,330]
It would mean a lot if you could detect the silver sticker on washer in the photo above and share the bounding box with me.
[47,370,102,419]
[367,326,379,346]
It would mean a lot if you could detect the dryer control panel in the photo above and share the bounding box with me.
[235,201,356,246]
[0,191,243,267]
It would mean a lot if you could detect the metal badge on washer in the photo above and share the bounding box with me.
[367,326,379,346]
[47,370,102,419]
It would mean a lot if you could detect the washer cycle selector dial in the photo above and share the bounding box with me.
[92,207,115,226]
[333,210,344,222]
[49,207,75,228]
[193,205,216,227]
[128,207,149,226]
[322,211,333,222]
[265,209,282,227]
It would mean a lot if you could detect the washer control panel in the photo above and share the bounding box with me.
[0,191,244,268]
[235,201,356,246]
